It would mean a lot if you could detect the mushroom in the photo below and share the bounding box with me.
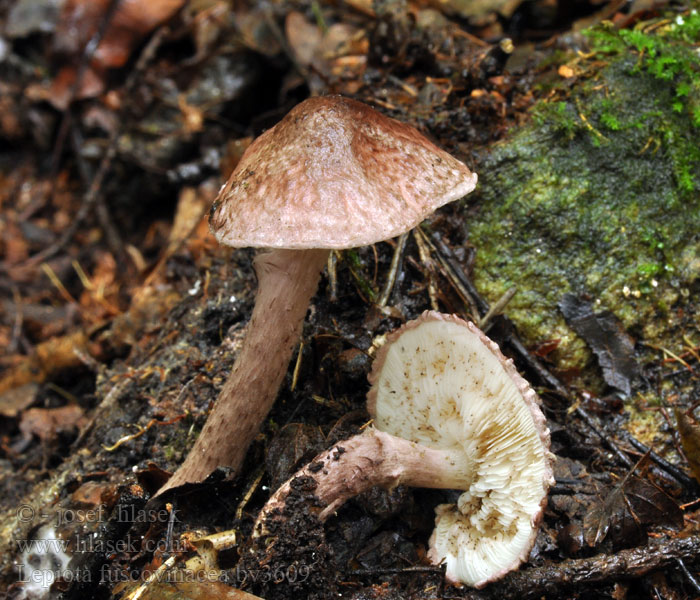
[159,97,477,493]
[255,311,554,588]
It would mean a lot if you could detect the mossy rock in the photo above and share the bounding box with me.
[465,14,700,389]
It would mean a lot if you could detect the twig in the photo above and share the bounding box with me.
[236,466,266,521]
[377,232,408,307]
[9,287,23,354]
[412,229,439,311]
[124,555,178,600]
[69,126,126,263]
[623,433,699,491]
[575,406,635,469]
[327,251,338,302]
[25,140,120,266]
[478,285,517,331]
[676,558,700,594]
[484,536,700,599]
[425,231,483,319]
[429,232,488,314]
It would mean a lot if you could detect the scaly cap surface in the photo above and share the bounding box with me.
[210,96,477,249]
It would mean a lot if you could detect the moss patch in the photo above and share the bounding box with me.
[465,11,700,385]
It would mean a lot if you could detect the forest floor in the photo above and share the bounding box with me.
[1,0,699,599]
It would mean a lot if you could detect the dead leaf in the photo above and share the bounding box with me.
[623,476,683,529]
[71,480,119,508]
[583,470,683,548]
[235,8,282,57]
[676,408,700,483]
[116,578,263,600]
[285,11,322,68]
[0,331,92,396]
[50,0,185,107]
[56,0,184,67]
[438,0,524,23]
[47,63,106,109]
[559,293,640,396]
[320,23,366,59]
[19,405,86,442]
[0,383,39,418]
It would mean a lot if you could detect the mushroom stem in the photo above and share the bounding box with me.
[255,428,469,530]
[160,248,329,494]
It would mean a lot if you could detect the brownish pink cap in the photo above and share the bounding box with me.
[209,96,477,249]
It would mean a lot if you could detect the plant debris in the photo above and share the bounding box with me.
[1,0,699,599]
[559,293,641,396]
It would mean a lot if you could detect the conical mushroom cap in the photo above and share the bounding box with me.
[210,96,477,249]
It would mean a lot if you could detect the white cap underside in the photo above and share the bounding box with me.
[369,315,549,587]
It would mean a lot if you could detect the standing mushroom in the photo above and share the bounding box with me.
[159,97,477,494]
[256,311,554,588]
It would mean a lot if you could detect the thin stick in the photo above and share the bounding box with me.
[478,285,517,331]
[426,231,484,319]
[376,232,408,307]
[623,433,698,491]
[327,251,338,302]
[486,536,700,600]
[575,406,634,469]
[412,229,439,311]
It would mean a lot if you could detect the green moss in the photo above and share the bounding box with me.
[585,10,700,194]
[464,10,700,383]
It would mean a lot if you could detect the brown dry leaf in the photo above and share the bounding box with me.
[235,8,282,57]
[47,64,107,109]
[170,187,210,245]
[186,0,230,62]
[320,23,367,58]
[583,472,683,548]
[50,0,185,106]
[56,0,184,68]
[438,0,524,23]
[676,408,700,483]
[285,11,322,68]
[71,481,119,508]
[624,476,683,529]
[120,580,263,599]
[2,222,30,264]
[0,331,92,396]
[77,250,123,319]
[342,0,374,17]
[0,383,39,418]
[559,293,640,396]
[19,405,86,442]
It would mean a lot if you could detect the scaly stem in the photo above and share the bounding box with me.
[255,428,469,530]
[159,248,329,494]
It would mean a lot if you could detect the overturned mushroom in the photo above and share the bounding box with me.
[159,97,477,494]
[256,311,554,588]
